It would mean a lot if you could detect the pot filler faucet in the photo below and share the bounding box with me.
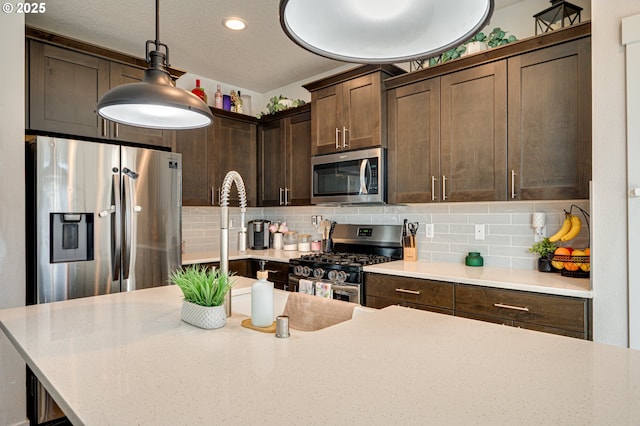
[219,170,247,317]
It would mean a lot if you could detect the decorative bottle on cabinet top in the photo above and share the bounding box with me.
[251,260,274,327]
[191,79,207,103]
[214,85,223,109]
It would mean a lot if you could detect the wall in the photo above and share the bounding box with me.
[591,1,640,346]
[0,9,28,426]
[183,201,589,270]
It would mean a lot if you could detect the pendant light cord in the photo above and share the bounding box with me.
[155,0,160,52]
[145,0,170,67]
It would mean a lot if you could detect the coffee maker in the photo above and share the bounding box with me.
[248,219,271,250]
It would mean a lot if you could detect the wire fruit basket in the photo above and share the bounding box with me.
[551,253,590,278]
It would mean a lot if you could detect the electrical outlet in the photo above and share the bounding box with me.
[312,215,323,227]
[425,223,434,238]
[474,224,485,240]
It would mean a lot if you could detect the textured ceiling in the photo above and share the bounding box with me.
[26,0,522,94]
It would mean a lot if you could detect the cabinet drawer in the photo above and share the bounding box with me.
[367,295,453,315]
[365,273,454,310]
[455,284,587,334]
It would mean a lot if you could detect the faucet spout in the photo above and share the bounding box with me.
[219,170,247,317]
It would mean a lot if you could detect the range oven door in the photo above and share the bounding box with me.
[288,275,362,305]
[311,147,385,204]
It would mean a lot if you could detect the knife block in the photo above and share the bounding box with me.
[403,236,417,262]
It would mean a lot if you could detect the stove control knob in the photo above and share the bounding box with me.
[313,268,325,279]
[302,266,312,277]
[337,271,348,283]
[294,265,304,276]
[327,270,337,281]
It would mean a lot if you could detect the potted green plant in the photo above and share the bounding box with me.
[487,27,517,48]
[256,95,306,118]
[169,265,235,329]
[529,238,558,273]
[463,32,489,56]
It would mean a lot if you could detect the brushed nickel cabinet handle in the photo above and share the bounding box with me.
[211,187,215,206]
[115,122,120,138]
[342,126,348,148]
[285,187,290,205]
[511,170,517,199]
[442,175,447,201]
[335,128,341,150]
[102,119,108,137]
[493,303,529,312]
[395,288,421,295]
[431,176,437,201]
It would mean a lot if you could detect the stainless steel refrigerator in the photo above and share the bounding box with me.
[25,135,182,424]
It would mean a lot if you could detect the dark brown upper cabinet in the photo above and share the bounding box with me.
[507,37,592,200]
[304,65,405,156]
[258,104,311,206]
[386,22,591,203]
[175,111,258,207]
[28,39,171,148]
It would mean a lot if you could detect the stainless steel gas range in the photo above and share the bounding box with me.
[288,224,403,305]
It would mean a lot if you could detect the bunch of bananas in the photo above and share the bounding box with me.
[549,212,582,242]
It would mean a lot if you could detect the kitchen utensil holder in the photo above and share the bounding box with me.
[403,236,417,262]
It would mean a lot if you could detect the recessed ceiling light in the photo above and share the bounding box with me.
[223,17,247,31]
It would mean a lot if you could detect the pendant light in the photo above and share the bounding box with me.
[279,0,494,64]
[97,0,213,129]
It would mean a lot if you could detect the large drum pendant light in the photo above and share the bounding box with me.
[279,0,495,64]
[98,0,213,129]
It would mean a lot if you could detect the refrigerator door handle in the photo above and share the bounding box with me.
[122,173,133,280]
[111,173,121,282]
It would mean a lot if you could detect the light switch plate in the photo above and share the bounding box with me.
[425,223,434,238]
[474,224,485,240]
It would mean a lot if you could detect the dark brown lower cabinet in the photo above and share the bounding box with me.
[364,273,591,340]
[455,284,591,340]
[198,260,249,278]
[365,273,454,315]
[248,259,290,291]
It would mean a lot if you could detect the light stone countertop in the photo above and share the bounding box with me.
[182,250,592,298]
[0,285,637,425]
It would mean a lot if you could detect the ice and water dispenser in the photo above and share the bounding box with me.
[49,213,94,263]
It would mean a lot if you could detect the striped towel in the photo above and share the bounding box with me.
[298,279,314,295]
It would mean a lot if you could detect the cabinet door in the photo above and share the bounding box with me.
[175,127,211,206]
[214,116,257,206]
[285,111,312,205]
[387,79,441,203]
[109,63,168,147]
[342,73,382,151]
[508,38,591,200]
[29,41,109,138]
[258,120,286,206]
[310,85,342,155]
[440,61,508,201]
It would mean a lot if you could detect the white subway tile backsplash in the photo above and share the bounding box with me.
[181,200,590,270]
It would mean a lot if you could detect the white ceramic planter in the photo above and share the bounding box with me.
[463,41,488,57]
[181,301,226,329]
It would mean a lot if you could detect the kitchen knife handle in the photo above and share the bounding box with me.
[431,176,437,201]
[442,175,448,201]
[395,288,421,295]
[493,303,529,312]
[335,128,341,150]
[342,126,349,149]
[511,170,517,199]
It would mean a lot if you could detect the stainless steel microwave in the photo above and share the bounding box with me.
[311,148,385,204]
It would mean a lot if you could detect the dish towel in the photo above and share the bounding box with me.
[315,282,332,298]
[298,279,314,295]
[282,292,357,331]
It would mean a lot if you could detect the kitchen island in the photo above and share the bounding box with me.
[0,282,637,425]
